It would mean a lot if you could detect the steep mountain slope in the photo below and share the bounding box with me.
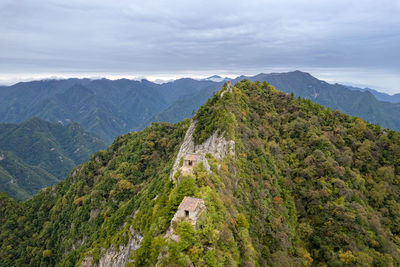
[0,151,56,200]
[0,78,213,142]
[144,83,222,126]
[0,79,91,122]
[2,72,400,142]
[0,79,165,142]
[347,85,400,103]
[0,120,190,266]
[157,78,218,103]
[0,118,106,199]
[242,71,400,130]
[154,71,400,132]
[28,84,130,142]
[2,81,400,266]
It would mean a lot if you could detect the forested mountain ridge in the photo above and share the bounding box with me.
[0,118,106,199]
[242,71,400,130]
[346,85,400,103]
[0,78,218,142]
[2,71,400,142]
[149,71,400,132]
[2,81,400,266]
[0,79,166,142]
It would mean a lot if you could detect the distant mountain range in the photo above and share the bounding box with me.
[203,75,231,82]
[240,71,400,130]
[1,71,400,143]
[151,71,400,131]
[0,118,106,199]
[346,85,400,103]
[3,80,400,266]
[0,78,218,142]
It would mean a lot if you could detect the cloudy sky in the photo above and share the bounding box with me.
[1,0,399,93]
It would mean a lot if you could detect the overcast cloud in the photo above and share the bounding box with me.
[1,0,399,92]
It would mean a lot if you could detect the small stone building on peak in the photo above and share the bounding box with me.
[180,153,200,176]
[184,153,198,167]
[174,196,206,226]
[165,196,206,242]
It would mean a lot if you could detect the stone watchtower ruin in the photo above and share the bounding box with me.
[166,196,206,241]
[173,196,206,226]
[180,153,199,176]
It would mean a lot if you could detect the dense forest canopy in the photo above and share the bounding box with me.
[2,80,400,266]
[2,71,400,144]
[0,118,106,199]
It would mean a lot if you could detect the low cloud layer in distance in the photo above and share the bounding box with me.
[1,0,399,93]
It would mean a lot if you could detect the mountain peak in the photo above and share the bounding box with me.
[206,75,222,79]
[3,80,400,266]
[192,79,276,144]
[203,75,230,82]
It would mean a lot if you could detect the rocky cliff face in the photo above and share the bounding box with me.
[170,120,235,181]
[6,80,400,266]
[81,227,142,267]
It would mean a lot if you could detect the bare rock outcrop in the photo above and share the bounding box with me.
[220,80,233,97]
[80,227,142,267]
[170,120,235,181]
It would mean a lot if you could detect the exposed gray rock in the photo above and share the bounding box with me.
[80,226,142,267]
[170,120,235,181]
[220,81,233,97]
[195,131,235,160]
[71,237,86,251]
[89,209,100,221]
[80,255,93,267]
